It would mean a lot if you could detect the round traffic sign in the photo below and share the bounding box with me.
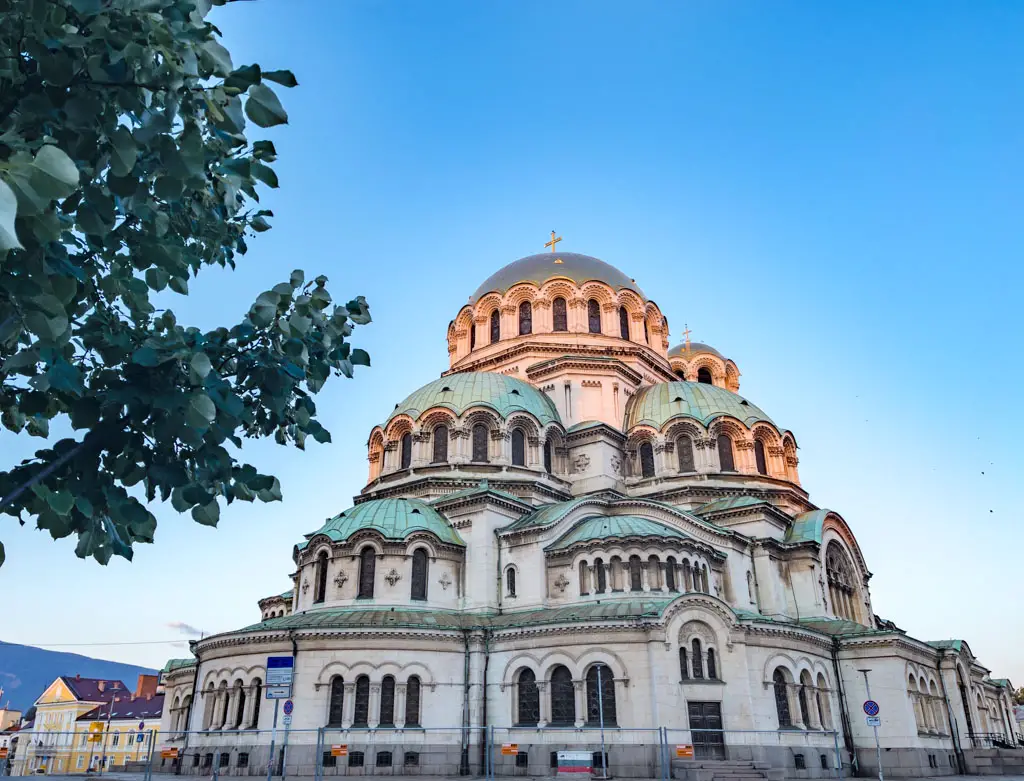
[283,699,294,716]
[138,721,145,731]
[863,700,880,716]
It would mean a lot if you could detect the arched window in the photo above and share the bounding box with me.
[490,309,500,343]
[327,677,344,727]
[707,648,718,680]
[432,425,448,463]
[619,306,630,340]
[578,560,589,595]
[379,676,396,727]
[675,369,687,380]
[405,676,421,727]
[251,680,261,728]
[471,423,489,462]
[691,639,704,679]
[716,434,735,472]
[400,432,412,470]
[754,439,768,475]
[353,676,370,727]
[506,567,516,598]
[411,548,428,601]
[587,299,601,333]
[677,435,695,472]
[679,647,689,680]
[774,669,792,728]
[585,665,616,726]
[357,547,376,599]
[629,556,642,591]
[816,674,832,729]
[639,441,655,478]
[798,680,811,727]
[552,297,567,332]
[702,564,709,594]
[511,429,526,466]
[518,301,532,335]
[643,320,649,345]
[825,541,857,622]
[543,439,552,473]
[313,550,328,604]
[697,367,713,384]
[666,557,677,591]
[594,558,607,593]
[516,669,539,726]
[234,682,246,728]
[469,320,475,351]
[550,666,575,726]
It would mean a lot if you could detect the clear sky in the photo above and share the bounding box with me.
[3,1,1023,688]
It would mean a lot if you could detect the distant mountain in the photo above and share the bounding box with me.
[0,642,159,713]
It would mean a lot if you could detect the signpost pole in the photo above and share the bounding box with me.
[858,669,883,781]
[266,699,280,781]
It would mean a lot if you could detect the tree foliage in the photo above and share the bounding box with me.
[0,0,370,566]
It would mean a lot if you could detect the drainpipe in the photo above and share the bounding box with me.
[830,638,857,775]
[935,651,965,774]
[175,640,202,776]
[461,630,472,775]
[479,631,491,773]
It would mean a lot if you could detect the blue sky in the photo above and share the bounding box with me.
[4,1,1023,688]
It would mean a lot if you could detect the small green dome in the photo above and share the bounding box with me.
[668,341,725,360]
[387,372,561,426]
[624,381,772,430]
[470,252,645,304]
[546,515,692,551]
[299,498,465,550]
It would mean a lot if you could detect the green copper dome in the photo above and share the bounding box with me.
[298,498,464,550]
[387,372,561,426]
[546,515,692,551]
[624,381,772,430]
[470,252,646,303]
[667,341,725,359]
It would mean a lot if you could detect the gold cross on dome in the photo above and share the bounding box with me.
[544,230,562,253]
[680,324,692,350]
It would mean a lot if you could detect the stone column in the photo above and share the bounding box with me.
[659,561,669,592]
[243,684,258,729]
[342,683,356,729]
[395,684,407,729]
[788,684,806,730]
[368,683,381,729]
[640,562,650,592]
[537,681,549,728]
[573,681,586,729]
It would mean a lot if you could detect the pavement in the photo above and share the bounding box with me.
[14,775,1024,781]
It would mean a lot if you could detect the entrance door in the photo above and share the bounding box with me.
[688,701,726,760]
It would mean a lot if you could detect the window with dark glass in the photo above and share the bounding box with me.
[252,681,262,728]
[692,639,704,679]
[506,567,516,597]
[490,309,500,343]
[375,752,392,768]
[595,558,606,592]
[348,752,364,768]
[405,676,421,727]
[543,439,552,474]
[314,551,328,604]
[379,676,395,727]
[707,648,718,680]
[471,424,488,462]
[432,425,448,463]
[552,297,567,331]
[639,442,655,478]
[629,556,642,591]
[411,549,428,601]
[697,367,713,384]
[400,432,412,469]
[585,665,616,726]
[677,435,695,472]
[469,321,475,351]
[644,320,649,344]
[511,429,526,466]
[754,439,767,475]
[587,299,601,333]
[826,541,858,622]
[666,557,677,591]
[550,666,575,726]
[516,669,540,726]
[357,547,375,599]
[518,301,532,335]
[798,683,810,727]
[679,647,689,680]
[774,669,792,727]
[327,677,344,727]
[717,434,735,472]
[353,676,370,727]
[619,307,630,340]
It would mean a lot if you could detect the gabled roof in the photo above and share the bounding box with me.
[430,482,531,510]
[503,497,590,532]
[160,659,195,675]
[546,515,694,551]
[57,677,128,704]
[694,496,776,518]
[928,639,964,653]
[78,694,165,722]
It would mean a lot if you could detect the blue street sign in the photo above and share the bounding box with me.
[267,656,295,686]
[283,699,294,716]
[863,700,880,716]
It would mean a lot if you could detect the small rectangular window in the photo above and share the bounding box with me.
[348,751,364,768]
[592,751,607,769]
[515,752,529,768]
[550,751,559,769]
[202,753,213,768]
[794,753,806,770]
[820,754,829,770]
[376,751,393,767]
[404,752,419,767]
[237,753,249,768]
[193,754,200,767]
[219,753,230,768]
[322,752,336,768]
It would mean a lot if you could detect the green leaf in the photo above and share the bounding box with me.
[249,291,279,327]
[245,84,288,128]
[48,490,75,516]
[186,393,217,429]
[201,39,234,77]
[169,276,189,295]
[250,215,271,232]
[224,64,261,92]
[154,176,184,201]
[132,346,161,366]
[31,145,80,199]
[262,70,298,87]
[190,352,212,380]
[351,348,371,367]
[0,178,22,252]
[192,499,220,527]
[145,267,169,291]
[109,127,137,177]
[0,541,5,568]
[251,161,279,188]
[252,140,277,161]
[289,269,305,288]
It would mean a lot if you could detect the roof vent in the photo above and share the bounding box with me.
[511,389,520,395]
[672,396,683,403]
[740,400,749,406]
[393,403,399,409]
[441,386,452,392]
[411,508,421,515]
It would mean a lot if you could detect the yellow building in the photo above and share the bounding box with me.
[14,674,163,775]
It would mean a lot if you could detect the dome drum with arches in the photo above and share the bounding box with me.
[470,252,646,304]
[387,372,561,427]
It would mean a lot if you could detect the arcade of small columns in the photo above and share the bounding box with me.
[770,667,836,732]
[319,677,424,730]
[198,679,264,732]
[570,551,717,598]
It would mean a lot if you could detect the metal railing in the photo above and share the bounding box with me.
[967,731,1024,750]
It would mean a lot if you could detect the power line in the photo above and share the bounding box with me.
[15,639,197,647]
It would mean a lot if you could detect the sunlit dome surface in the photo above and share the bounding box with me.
[470,252,645,303]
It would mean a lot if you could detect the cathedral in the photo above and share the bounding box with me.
[158,246,1020,778]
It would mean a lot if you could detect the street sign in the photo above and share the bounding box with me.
[0,747,9,759]
[330,745,348,757]
[556,751,592,774]
[282,716,292,726]
[161,748,179,759]
[501,743,519,756]
[863,700,880,716]
[675,745,695,759]
[265,685,291,699]
[266,656,294,686]
[283,700,294,716]
[138,721,145,731]
[88,721,104,743]
[136,734,145,743]
[866,715,881,727]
